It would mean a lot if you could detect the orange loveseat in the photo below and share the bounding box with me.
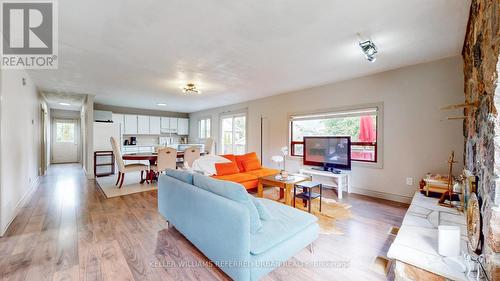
[212,152,280,190]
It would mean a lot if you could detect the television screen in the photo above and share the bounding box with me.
[303,136,351,170]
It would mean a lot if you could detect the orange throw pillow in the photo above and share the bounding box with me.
[235,152,259,172]
[221,154,236,163]
[242,158,261,171]
[215,162,240,176]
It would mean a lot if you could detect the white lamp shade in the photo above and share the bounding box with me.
[271,155,284,163]
[280,146,288,155]
[438,225,461,257]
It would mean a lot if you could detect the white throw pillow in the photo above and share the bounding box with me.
[191,155,230,176]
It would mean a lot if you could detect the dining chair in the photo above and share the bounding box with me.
[183,146,201,169]
[150,147,177,178]
[110,137,149,188]
[204,137,215,155]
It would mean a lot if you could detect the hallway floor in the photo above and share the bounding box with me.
[0,164,408,281]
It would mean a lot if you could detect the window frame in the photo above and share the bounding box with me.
[198,117,211,140]
[288,103,383,167]
[219,110,248,155]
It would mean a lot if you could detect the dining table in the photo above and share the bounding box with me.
[121,151,204,183]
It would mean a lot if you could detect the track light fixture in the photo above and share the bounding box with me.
[359,40,378,62]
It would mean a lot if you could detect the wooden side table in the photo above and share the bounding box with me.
[257,174,311,206]
[293,181,322,213]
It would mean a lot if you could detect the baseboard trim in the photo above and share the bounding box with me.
[83,165,94,179]
[0,176,40,237]
[349,187,412,204]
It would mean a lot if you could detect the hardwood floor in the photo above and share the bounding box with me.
[0,164,408,281]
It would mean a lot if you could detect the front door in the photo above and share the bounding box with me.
[52,119,79,163]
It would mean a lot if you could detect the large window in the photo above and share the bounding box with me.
[198,117,211,140]
[290,107,379,163]
[220,113,246,155]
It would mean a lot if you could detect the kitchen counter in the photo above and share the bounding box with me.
[387,192,468,280]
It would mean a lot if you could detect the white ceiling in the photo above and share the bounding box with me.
[42,91,86,111]
[29,0,471,113]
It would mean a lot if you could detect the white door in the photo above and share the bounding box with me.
[220,113,246,154]
[52,119,79,163]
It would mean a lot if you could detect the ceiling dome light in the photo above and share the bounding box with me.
[182,83,201,94]
[359,40,378,62]
[157,103,167,106]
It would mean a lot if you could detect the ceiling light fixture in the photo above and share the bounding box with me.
[359,40,378,62]
[157,103,167,106]
[182,83,201,94]
[59,102,71,106]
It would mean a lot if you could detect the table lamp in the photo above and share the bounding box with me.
[271,155,284,170]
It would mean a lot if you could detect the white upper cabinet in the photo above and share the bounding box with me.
[161,117,170,130]
[112,113,124,135]
[124,114,138,135]
[177,118,189,135]
[160,117,179,133]
[169,118,178,132]
[149,116,161,135]
[160,117,169,131]
[137,115,150,134]
[121,114,186,135]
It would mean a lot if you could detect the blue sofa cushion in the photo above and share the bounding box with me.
[250,198,317,255]
[166,169,194,185]
[193,173,263,234]
[250,196,272,221]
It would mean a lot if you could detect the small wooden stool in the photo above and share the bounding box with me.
[293,181,322,213]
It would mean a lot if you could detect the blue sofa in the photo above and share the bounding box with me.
[158,170,319,281]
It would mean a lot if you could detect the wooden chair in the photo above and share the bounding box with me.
[204,137,215,155]
[110,137,149,188]
[183,146,200,169]
[150,147,177,178]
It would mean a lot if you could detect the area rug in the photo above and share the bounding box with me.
[261,187,352,235]
[95,172,157,198]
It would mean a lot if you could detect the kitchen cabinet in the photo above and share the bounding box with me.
[137,115,150,134]
[124,114,138,134]
[112,113,125,135]
[149,116,161,135]
[161,117,169,131]
[160,117,179,133]
[177,118,189,135]
[169,118,178,132]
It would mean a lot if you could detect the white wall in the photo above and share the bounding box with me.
[0,69,43,234]
[84,95,95,178]
[81,104,87,173]
[189,57,465,202]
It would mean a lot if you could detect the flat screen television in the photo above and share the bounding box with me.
[303,136,351,170]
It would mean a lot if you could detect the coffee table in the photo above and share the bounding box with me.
[257,174,312,206]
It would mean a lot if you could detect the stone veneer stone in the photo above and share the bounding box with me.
[462,0,500,279]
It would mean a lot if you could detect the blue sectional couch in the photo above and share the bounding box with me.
[158,169,319,281]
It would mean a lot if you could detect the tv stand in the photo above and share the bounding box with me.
[299,167,351,199]
[311,166,342,174]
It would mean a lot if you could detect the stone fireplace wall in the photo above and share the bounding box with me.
[462,0,499,278]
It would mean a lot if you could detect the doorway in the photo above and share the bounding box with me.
[52,119,80,163]
[220,112,247,155]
